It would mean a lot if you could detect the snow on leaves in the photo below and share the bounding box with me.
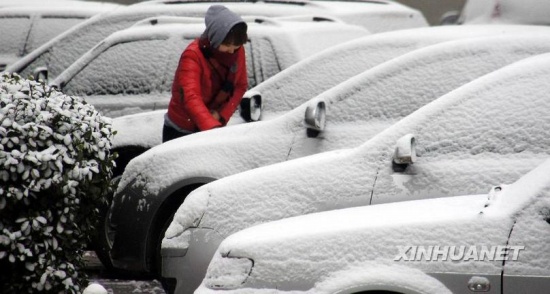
[0,73,116,293]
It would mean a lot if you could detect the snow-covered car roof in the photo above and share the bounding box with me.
[5,0,425,81]
[201,157,550,293]
[111,24,550,150]
[49,17,368,117]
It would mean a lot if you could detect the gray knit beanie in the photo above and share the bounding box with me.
[204,5,245,48]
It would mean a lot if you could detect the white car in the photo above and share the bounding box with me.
[111,24,550,176]
[161,49,550,293]
[5,0,426,82]
[49,16,369,118]
[198,157,550,294]
[0,4,121,71]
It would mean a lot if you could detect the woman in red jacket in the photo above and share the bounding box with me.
[163,5,248,142]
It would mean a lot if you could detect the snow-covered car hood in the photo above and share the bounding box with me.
[112,110,248,149]
[115,110,302,197]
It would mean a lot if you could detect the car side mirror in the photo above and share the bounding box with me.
[33,67,48,83]
[240,90,262,122]
[304,101,326,138]
[392,134,416,172]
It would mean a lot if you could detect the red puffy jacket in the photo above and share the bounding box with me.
[167,39,247,132]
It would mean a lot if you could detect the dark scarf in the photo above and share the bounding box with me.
[198,35,239,68]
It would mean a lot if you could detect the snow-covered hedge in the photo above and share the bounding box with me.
[0,73,116,293]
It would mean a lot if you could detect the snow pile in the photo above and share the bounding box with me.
[0,73,116,293]
[83,283,108,294]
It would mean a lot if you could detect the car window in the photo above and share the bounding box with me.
[310,45,550,155]
[62,37,192,96]
[17,18,138,79]
[25,16,86,55]
[248,37,280,88]
[325,52,495,127]
[16,12,205,83]
[0,16,32,56]
[244,42,255,88]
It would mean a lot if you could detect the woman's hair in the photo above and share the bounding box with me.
[222,22,248,46]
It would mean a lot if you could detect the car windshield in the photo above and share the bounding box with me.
[62,37,190,96]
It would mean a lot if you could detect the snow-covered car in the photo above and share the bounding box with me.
[4,0,426,83]
[161,48,550,293]
[48,16,369,118]
[106,34,550,292]
[442,0,550,25]
[0,4,121,71]
[111,24,550,177]
[198,157,550,294]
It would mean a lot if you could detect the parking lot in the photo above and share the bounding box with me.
[84,251,166,294]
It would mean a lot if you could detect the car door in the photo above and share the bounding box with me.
[502,195,550,293]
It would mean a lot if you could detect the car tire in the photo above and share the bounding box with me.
[147,184,204,294]
[112,146,148,178]
[91,175,121,273]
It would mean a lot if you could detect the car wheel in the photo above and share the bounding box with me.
[92,175,121,272]
[112,146,148,178]
[147,184,204,294]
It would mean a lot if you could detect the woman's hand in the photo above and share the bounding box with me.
[210,110,221,121]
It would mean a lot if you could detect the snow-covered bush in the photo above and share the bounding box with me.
[0,73,116,293]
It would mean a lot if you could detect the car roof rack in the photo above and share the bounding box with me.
[130,14,340,28]
[138,0,310,6]
[131,16,204,27]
